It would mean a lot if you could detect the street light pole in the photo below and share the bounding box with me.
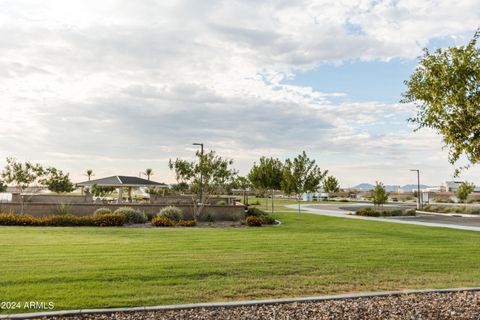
[193,143,204,204]
[410,169,421,209]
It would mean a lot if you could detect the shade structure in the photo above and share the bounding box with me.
[76,175,168,188]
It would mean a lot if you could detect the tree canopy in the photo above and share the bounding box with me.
[402,30,480,174]
[169,150,237,218]
[1,157,44,192]
[248,157,283,192]
[281,151,328,212]
[455,181,475,203]
[372,182,388,208]
[323,176,340,194]
[40,167,74,193]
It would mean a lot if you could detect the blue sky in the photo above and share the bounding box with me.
[286,59,416,104]
[0,1,479,186]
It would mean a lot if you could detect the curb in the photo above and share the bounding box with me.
[416,210,480,218]
[2,287,480,319]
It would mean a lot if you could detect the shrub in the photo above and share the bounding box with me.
[114,207,147,224]
[356,208,415,217]
[178,220,196,227]
[217,200,226,205]
[355,208,380,217]
[405,209,416,216]
[261,215,276,224]
[94,207,112,216]
[151,216,174,227]
[93,213,126,227]
[42,215,94,226]
[159,206,183,222]
[56,203,71,216]
[0,213,40,226]
[465,207,480,215]
[246,216,263,226]
[0,213,126,227]
[246,207,267,217]
[246,207,275,224]
[388,209,403,216]
[199,211,216,222]
[146,212,157,221]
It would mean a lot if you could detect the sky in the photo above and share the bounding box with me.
[0,0,479,187]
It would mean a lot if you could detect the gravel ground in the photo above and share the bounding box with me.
[29,291,480,320]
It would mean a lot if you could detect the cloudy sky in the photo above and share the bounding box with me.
[1,0,479,186]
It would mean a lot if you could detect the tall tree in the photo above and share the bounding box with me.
[169,150,237,220]
[456,181,475,203]
[0,179,7,192]
[402,30,480,175]
[144,168,154,180]
[232,176,252,205]
[1,157,44,214]
[372,182,388,209]
[281,151,328,214]
[248,157,283,213]
[323,176,340,199]
[90,184,116,197]
[85,169,94,181]
[170,182,190,194]
[40,167,75,193]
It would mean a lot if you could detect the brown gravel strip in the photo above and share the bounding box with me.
[23,291,480,320]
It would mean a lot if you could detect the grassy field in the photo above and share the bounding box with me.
[1,211,480,313]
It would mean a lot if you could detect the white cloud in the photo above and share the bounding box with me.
[0,0,479,185]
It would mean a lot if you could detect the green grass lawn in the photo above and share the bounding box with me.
[1,211,480,313]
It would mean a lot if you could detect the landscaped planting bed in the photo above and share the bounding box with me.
[355,207,416,217]
[422,205,480,214]
[0,205,276,228]
[27,290,480,320]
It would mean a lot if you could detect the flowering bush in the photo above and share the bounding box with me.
[246,216,263,227]
[151,216,174,227]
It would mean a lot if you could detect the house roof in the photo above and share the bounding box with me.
[76,176,168,188]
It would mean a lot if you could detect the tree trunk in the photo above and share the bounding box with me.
[271,189,274,214]
[264,191,268,210]
[21,194,24,215]
[298,194,301,214]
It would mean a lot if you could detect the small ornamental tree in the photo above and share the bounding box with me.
[402,30,480,175]
[281,151,328,214]
[372,182,388,209]
[323,176,340,199]
[248,157,283,212]
[169,150,237,220]
[456,181,475,203]
[1,157,45,213]
[40,167,74,193]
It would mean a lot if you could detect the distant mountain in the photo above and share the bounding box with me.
[352,183,375,190]
[351,183,432,192]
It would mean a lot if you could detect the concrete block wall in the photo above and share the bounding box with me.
[0,202,245,221]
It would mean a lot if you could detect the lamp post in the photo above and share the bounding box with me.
[410,169,422,209]
[192,143,204,204]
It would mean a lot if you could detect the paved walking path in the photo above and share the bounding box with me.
[286,204,480,232]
